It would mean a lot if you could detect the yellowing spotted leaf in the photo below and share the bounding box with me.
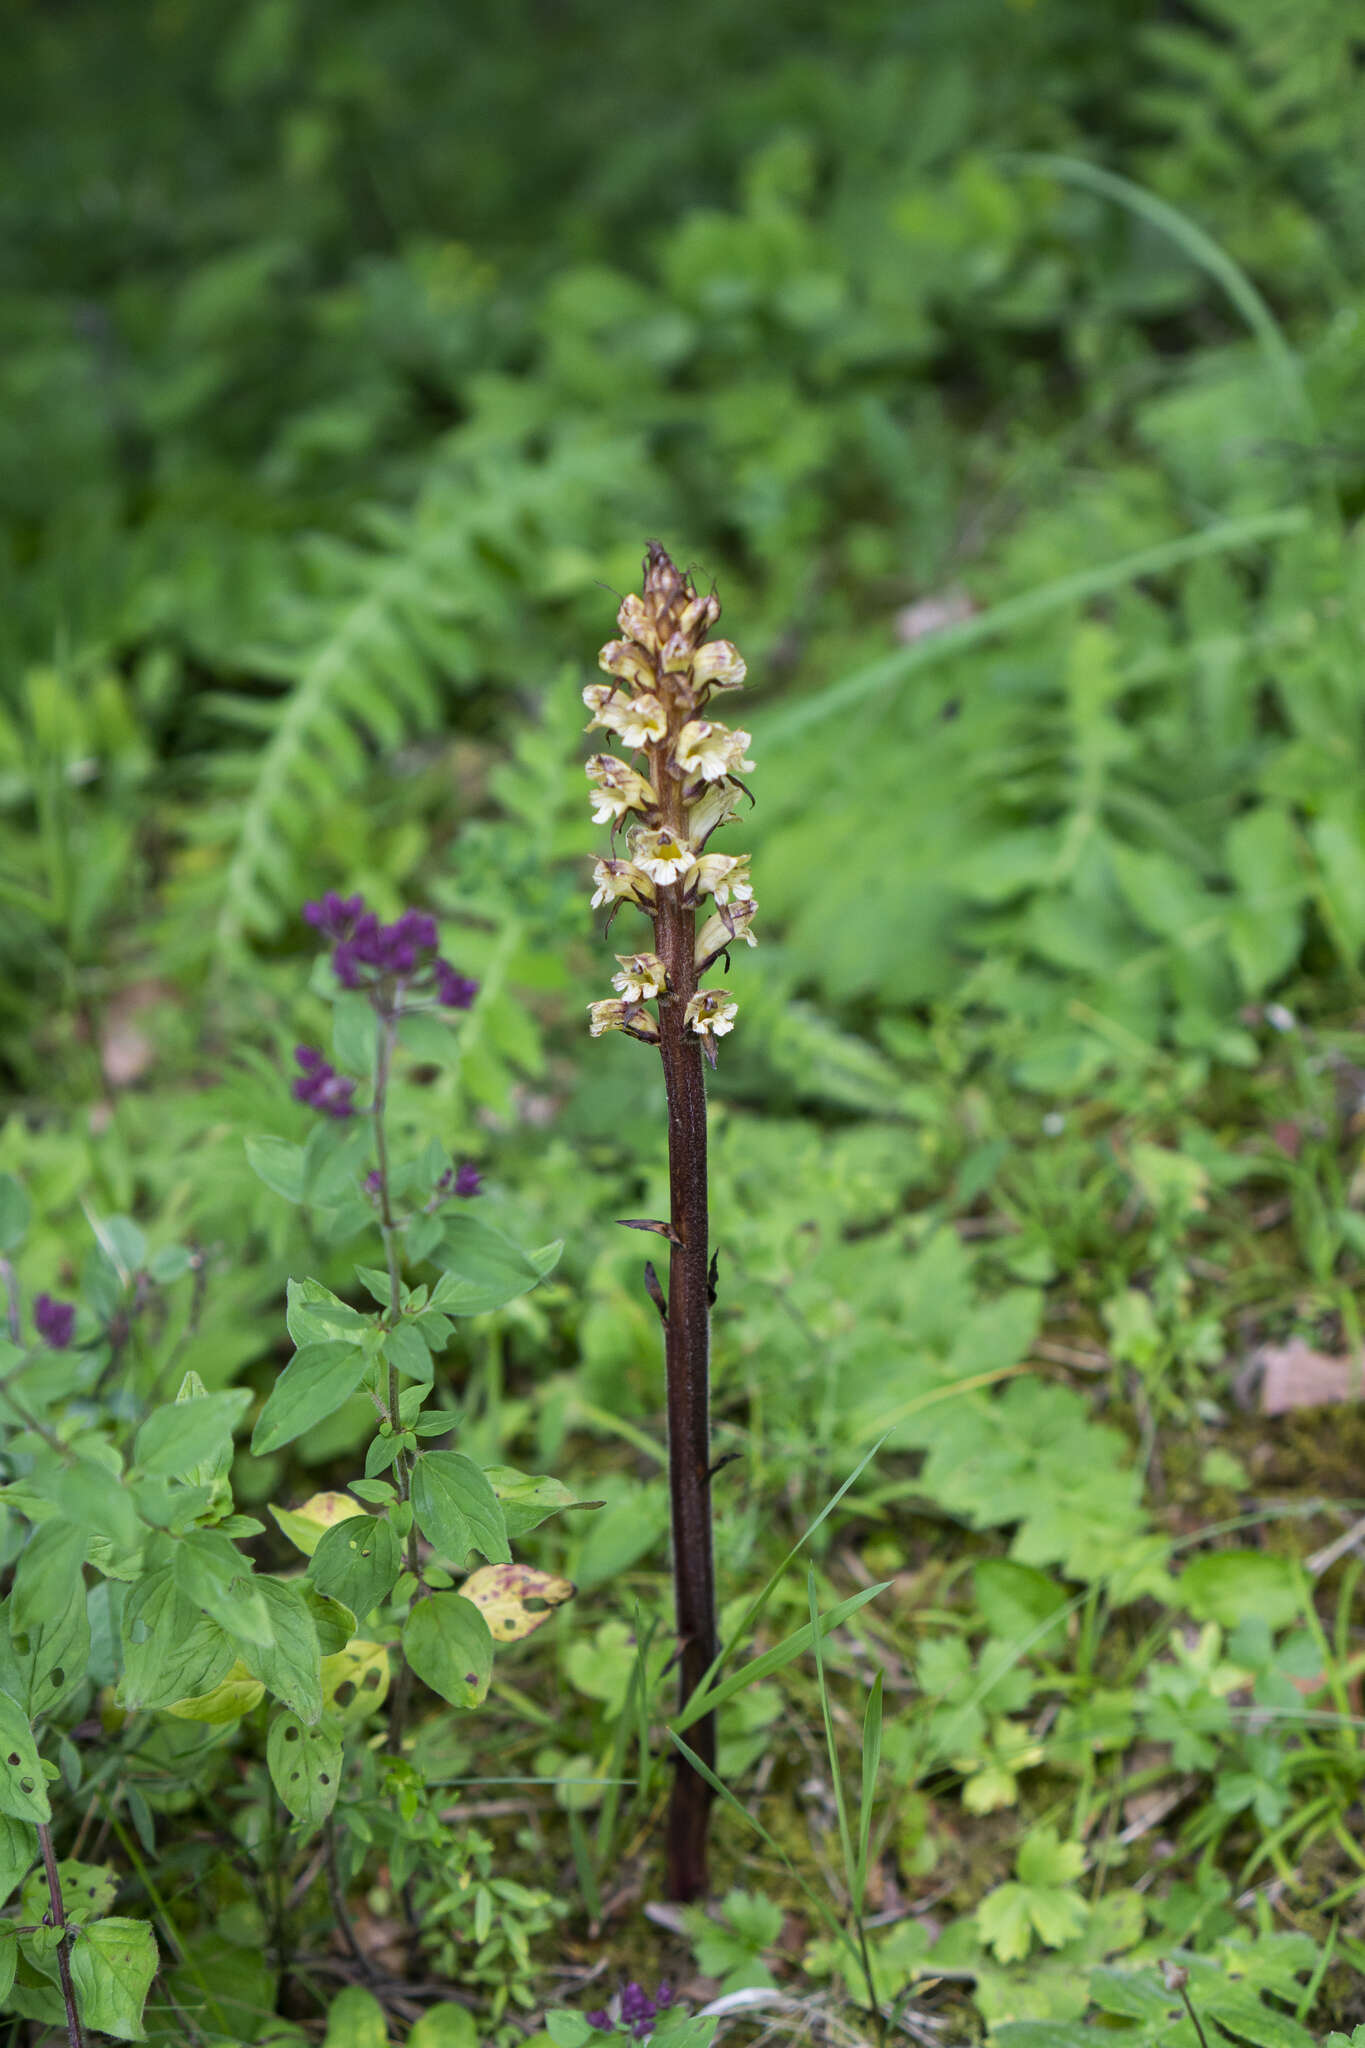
[270,1492,367,1558]
[320,1640,390,1729]
[461,1563,575,1644]
[165,1661,266,1724]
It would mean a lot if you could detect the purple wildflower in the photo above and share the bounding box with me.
[364,1170,383,1195]
[586,2014,611,2033]
[619,1986,656,2031]
[454,1162,483,1198]
[434,960,480,1010]
[303,891,365,941]
[292,1046,357,1119]
[33,1293,75,1350]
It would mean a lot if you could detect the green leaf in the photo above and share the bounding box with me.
[245,1135,307,1204]
[0,1175,29,1254]
[240,1578,323,1722]
[70,1916,158,2040]
[331,993,378,1077]
[672,1585,889,1732]
[251,1341,369,1456]
[0,1925,16,2003]
[119,1564,236,1712]
[10,1523,87,1638]
[301,1586,357,1657]
[410,2007,480,2048]
[384,1320,433,1384]
[267,1709,343,1832]
[486,1466,581,1538]
[0,1814,36,1907]
[1,1579,89,1719]
[427,1216,544,1314]
[973,1562,1070,1654]
[173,1530,274,1647]
[411,1452,510,1566]
[402,1593,494,1708]
[285,1277,372,1347]
[135,1389,251,1478]
[23,1455,138,1553]
[322,1985,387,2047]
[545,2014,594,2048]
[308,1514,403,1618]
[20,1858,117,1926]
[1179,1551,1301,1631]
[0,1693,51,1823]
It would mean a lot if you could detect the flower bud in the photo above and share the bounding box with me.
[696,898,758,970]
[597,640,656,691]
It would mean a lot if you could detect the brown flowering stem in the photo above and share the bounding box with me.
[39,1822,86,2048]
[653,861,717,1902]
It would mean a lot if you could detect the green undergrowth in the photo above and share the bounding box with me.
[6,0,1365,2040]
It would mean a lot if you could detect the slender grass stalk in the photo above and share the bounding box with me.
[583,543,756,1898]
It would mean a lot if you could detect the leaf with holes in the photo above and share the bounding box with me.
[267,1709,343,1831]
[412,1452,510,1566]
[21,1859,117,1927]
[461,1564,575,1645]
[0,1692,50,1823]
[320,1641,391,1730]
[0,1581,89,1719]
[307,1513,402,1618]
[402,1593,494,1709]
[70,1916,158,2041]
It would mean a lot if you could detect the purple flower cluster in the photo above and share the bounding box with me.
[292,1046,357,1119]
[33,1292,75,1350]
[440,1162,484,1199]
[587,1984,676,2039]
[303,892,478,1010]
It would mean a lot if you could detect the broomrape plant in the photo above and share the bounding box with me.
[584,543,756,1901]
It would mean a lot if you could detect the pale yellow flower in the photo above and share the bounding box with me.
[629,825,697,886]
[588,998,659,1043]
[691,852,753,905]
[597,640,656,691]
[685,989,739,1039]
[582,683,668,748]
[585,753,657,823]
[692,640,747,690]
[590,857,655,910]
[675,719,754,783]
[611,952,668,1001]
[696,899,757,967]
